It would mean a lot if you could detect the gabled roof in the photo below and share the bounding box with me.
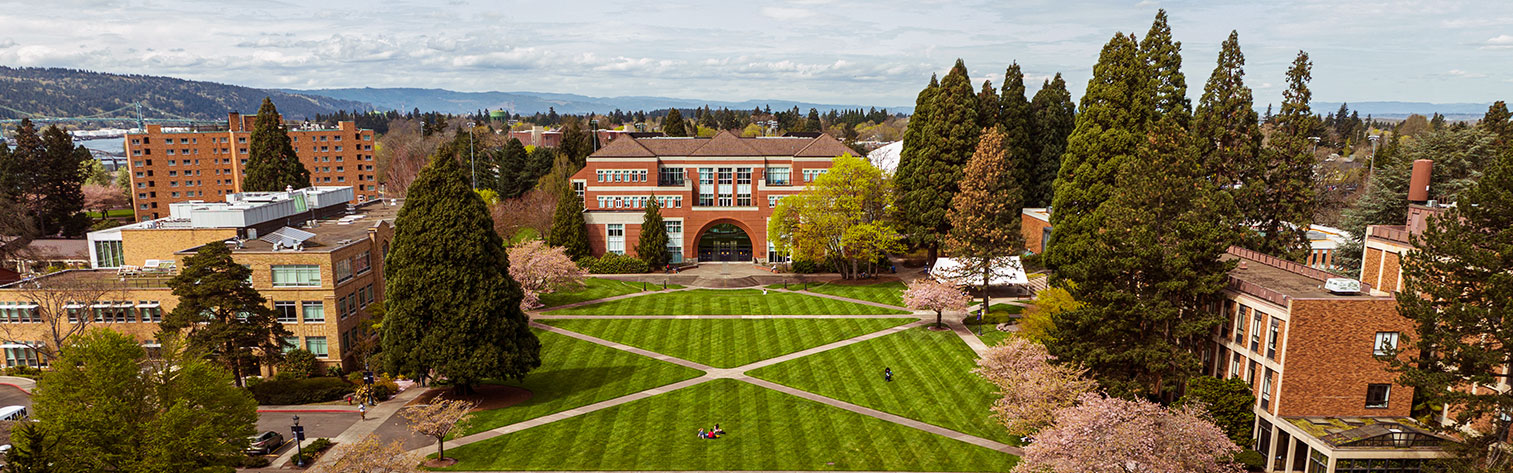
[689,131,762,156]
[587,131,854,158]
[591,133,656,157]
[795,134,855,157]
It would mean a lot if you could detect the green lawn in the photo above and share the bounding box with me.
[542,318,915,368]
[544,289,911,316]
[748,327,1014,444]
[804,280,908,307]
[461,329,703,434]
[537,278,683,309]
[85,209,133,218]
[440,379,1017,472]
[976,328,1014,347]
[965,303,1024,326]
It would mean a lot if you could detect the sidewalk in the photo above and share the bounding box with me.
[287,385,429,468]
[0,376,36,394]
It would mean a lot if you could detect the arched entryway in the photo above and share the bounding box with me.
[697,223,752,262]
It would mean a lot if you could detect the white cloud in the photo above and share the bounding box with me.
[1447,69,1488,78]
[759,7,814,21]
[1483,34,1513,49]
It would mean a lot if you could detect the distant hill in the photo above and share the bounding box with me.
[1305,102,1492,121]
[289,87,912,116]
[0,66,372,121]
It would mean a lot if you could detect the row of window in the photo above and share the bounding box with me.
[597,169,650,183]
[333,251,373,283]
[282,336,329,358]
[275,301,327,323]
[597,195,682,210]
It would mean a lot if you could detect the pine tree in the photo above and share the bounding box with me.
[1386,147,1513,463]
[977,79,999,131]
[559,117,592,165]
[1139,9,1191,125]
[548,182,590,260]
[1335,134,1406,276]
[1246,51,1316,261]
[495,137,529,198]
[635,195,669,268]
[382,149,540,392]
[897,59,979,261]
[1192,31,1262,194]
[895,74,938,247]
[162,242,291,386]
[1480,100,1511,152]
[663,108,688,137]
[998,63,1034,200]
[242,98,311,192]
[37,125,90,236]
[1048,116,1239,399]
[945,128,1023,312]
[1027,74,1075,208]
[1047,33,1153,280]
[806,108,822,133]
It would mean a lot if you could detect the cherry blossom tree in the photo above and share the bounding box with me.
[400,399,478,463]
[81,184,128,216]
[506,239,587,310]
[973,337,1097,436]
[903,278,970,328]
[1015,393,1242,473]
[315,434,422,473]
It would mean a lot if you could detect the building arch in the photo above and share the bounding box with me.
[693,218,756,262]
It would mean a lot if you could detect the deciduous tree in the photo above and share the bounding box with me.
[242,98,311,192]
[1018,283,1079,344]
[401,399,477,463]
[314,434,422,473]
[902,278,969,328]
[1016,393,1241,473]
[382,148,541,392]
[507,239,587,310]
[0,274,127,363]
[162,242,290,387]
[945,128,1024,312]
[974,337,1096,436]
[768,155,902,279]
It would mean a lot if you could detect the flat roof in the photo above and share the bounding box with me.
[214,200,399,254]
[0,269,173,289]
[1224,247,1386,301]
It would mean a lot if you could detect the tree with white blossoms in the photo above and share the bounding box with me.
[400,399,477,463]
[902,278,970,328]
[506,239,587,310]
[314,434,422,473]
[973,337,1097,436]
[1016,393,1241,473]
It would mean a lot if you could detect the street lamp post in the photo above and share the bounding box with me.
[1367,134,1381,175]
[1309,136,1321,156]
[291,415,305,467]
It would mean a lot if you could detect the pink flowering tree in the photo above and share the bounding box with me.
[903,278,970,328]
[973,337,1098,436]
[506,239,587,310]
[1015,393,1242,473]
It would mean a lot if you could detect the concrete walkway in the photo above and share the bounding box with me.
[421,290,1022,459]
[298,384,429,468]
[0,376,36,394]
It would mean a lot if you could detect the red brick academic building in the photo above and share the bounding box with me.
[571,131,853,263]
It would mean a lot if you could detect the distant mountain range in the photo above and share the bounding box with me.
[1307,102,1491,120]
[0,66,369,121]
[287,87,913,116]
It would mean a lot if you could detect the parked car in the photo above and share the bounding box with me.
[246,431,284,455]
[0,406,27,421]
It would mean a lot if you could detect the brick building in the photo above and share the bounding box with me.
[0,186,394,374]
[1021,208,1351,271]
[572,131,853,263]
[124,113,380,221]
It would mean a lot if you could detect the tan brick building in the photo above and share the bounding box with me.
[124,113,380,221]
[0,186,395,374]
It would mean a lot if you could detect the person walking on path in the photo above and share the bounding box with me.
[884,367,893,382]
[358,403,367,421]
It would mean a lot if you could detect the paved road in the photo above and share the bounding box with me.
[251,411,358,458]
[0,385,32,409]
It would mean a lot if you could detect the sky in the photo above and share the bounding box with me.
[0,0,1510,107]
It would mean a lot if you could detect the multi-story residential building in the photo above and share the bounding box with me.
[124,113,380,221]
[572,131,853,263]
[0,186,394,374]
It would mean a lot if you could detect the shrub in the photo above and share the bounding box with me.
[248,377,355,405]
[2,366,43,379]
[278,349,320,379]
[237,455,271,468]
[1234,449,1265,471]
[790,259,824,274]
[299,437,334,458]
[579,253,649,274]
[244,376,265,388]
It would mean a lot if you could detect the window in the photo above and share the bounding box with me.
[335,259,353,283]
[271,265,321,287]
[138,302,162,322]
[281,337,299,353]
[275,301,298,323]
[1374,332,1399,356]
[574,181,585,200]
[766,167,790,186]
[698,168,715,206]
[4,345,42,368]
[659,166,684,186]
[338,296,347,319]
[606,224,625,255]
[769,195,780,208]
[305,337,328,358]
[1234,306,1247,344]
[364,284,374,304]
[1365,384,1391,408]
[354,251,372,274]
[736,167,752,206]
[1266,318,1280,360]
[1250,311,1264,352]
[94,240,124,268]
[597,170,606,182]
[302,301,325,323]
[1260,369,1273,410]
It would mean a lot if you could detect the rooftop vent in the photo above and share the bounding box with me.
[1324,278,1363,294]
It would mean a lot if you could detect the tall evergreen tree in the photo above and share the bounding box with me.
[1139,9,1191,125]
[897,59,980,261]
[998,63,1034,198]
[1334,133,1406,276]
[548,182,591,260]
[1048,116,1239,399]
[977,79,999,131]
[1047,33,1154,280]
[1192,31,1262,194]
[558,117,592,165]
[162,242,291,387]
[635,195,670,268]
[1480,100,1511,152]
[1246,51,1317,261]
[1386,147,1513,467]
[945,128,1023,312]
[0,120,90,236]
[242,98,311,192]
[895,74,938,246]
[495,137,530,198]
[663,108,688,137]
[382,148,541,392]
[806,108,822,133]
[1027,74,1075,208]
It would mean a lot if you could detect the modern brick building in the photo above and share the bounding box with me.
[124,113,380,221]
[572,131,853,263]
[0,186,394,374]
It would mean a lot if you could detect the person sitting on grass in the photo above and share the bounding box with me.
[698,428,708,439]
[713,424,726,435]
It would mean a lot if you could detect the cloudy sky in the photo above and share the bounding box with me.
[1,0,1509,107]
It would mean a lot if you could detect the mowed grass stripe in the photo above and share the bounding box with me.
[461,329,703,435]
[748,326,1015,444]
[542,318,915,368]
[805,280,908,307]
[538,277,667,309]
[544,288,911,316]
[439,379,1017,472]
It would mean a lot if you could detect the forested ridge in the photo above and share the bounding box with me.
[0,66,371,120]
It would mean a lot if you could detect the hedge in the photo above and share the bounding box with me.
[248,377,355,405]
[577,253,650,274]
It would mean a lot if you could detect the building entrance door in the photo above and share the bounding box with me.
[697,223,752,262]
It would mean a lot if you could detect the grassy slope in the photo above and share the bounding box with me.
[544,289,910,316]
[542,318,915,368]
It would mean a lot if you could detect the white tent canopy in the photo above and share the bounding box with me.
[929,256,1028,287]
